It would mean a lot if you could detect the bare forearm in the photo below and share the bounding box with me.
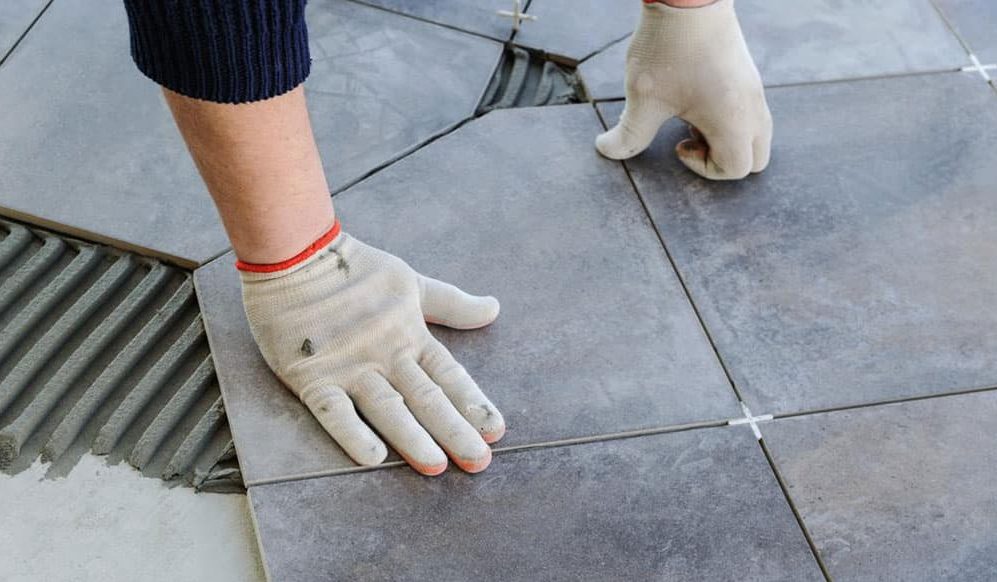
[163,86,334,264]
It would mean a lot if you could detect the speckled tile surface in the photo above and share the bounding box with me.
[765,391,997,581]
[578,0,968,101]
[600,72,997,415]
[250,426,823,581]
[197,105,739,485]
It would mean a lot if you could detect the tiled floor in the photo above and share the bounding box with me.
[251,427,823,581]
[512,0,642,62]
[764,391,997,581]
[352,0,516,41]
[599,72,997,416]
[4,0,997,580]
[0,0,48,62]
[197,104,740,485]
[0,0,499,267]
[935,0,997,63]
[579,0,970,100]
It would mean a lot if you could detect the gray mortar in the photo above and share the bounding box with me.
[0,220,244,492]
[0,223,32,269]
[478,46,584,113]
[163,396,225,479]
[0,262,169,467]
[42,281,194,461]
[92,316,204,454]
[0,252,135,435]
[130,355,214,469]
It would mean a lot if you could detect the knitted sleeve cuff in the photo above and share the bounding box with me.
[123,0,311,104]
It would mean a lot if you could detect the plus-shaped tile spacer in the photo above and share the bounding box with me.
[962,54,997,82]
[497,0,537,32]
[728,401,773,440]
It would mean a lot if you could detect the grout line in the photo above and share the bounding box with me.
[0,0,54,68]
[926,0,997,90]
[593,103,747,403]
[198,245,234,268]
[243,384,997,487]
[488,418,729,455]
[328,114,481,197]
[246,418,733,488]
[757,438,834,581]
[577,35,630,66]
[760,67,970,89]
[927,0,975,55]
[342,0,514,44]
[586,68,975,104]
[771,382,997,421]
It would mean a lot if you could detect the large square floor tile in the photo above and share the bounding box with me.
[196,104,740,484]
[306,0,502,191]
[250,426,823,581]
[0,0,222,266]
[0,0,47,61]
[352,0,517,41]
[599,72,997,415]
[579,0,967,101]
[0,0,499,266]
[512,0,641,62]
[764,391,997,581]
[935,0,997,63]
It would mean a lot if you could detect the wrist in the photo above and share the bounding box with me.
[236,218,342,274]
[652,0,716,7]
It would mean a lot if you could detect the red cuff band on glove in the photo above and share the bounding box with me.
[235,218,342,273]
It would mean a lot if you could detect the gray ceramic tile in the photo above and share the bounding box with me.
[0,0,224,267]
[578,36,628,101]
[764,391,997,581]
[306,0,502,191]
[352,0,517,41]
[512,0,641,62]
[334,106,739,446]
[935,0,997,63]
[194,255,367,485]
[578,0,967,101]
[250,426,823,581]
[0,0,48,61]
[599,72,997,415]
[196,104,740,484]
[0,0,500,266]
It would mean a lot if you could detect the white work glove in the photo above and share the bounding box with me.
[239,220,505,475]
[596,0,772,180]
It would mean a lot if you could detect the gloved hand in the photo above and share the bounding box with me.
[595,0,772,180]
[239,220,505,475]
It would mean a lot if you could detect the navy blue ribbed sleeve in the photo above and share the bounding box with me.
[123,0,311,104]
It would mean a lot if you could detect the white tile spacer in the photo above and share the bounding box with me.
[961,53,996,82]
[728,401,773,440]
[497,0,537,32]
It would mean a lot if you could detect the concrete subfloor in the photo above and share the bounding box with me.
[0,454,264,582]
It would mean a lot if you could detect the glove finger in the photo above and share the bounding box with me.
[300,384,387,466]
[393,358,491,474]
[349,372,448,476]
[595,100,674,160]
[752,120,773,174]
[676,127,754,180]
[421,338,506,444]
[419,275,499,330]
